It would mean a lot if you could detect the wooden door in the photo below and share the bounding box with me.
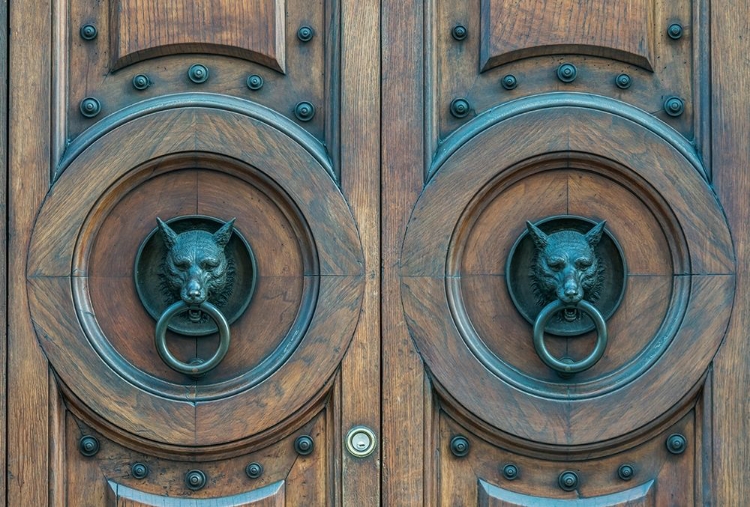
[8,0,379,505]
[381,0,750,505]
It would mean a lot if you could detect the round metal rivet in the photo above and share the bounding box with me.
[131,463,149,479]
[615,73,632,89]
[295,435,314,456]
[80,24,98,41]
[132,74,150,91]
[557,63,578,83]
[79,97,101,118]
[450,435,470,457]
[346,426,377,458]
[247,74,264,91]
[297,26,314,42]
[79,435,100,457]
[188,64,209,84]
[450,98,470,119]
[668,23,683,40]
[666,433,687,454]
[501,75,518,90]
[452,25,468,41]
[618,464,634,481]
[294,101,316,122]
[558,471,579,491]
[502,464,519,480]
[185,470,207,491]
[664,97,685,117]
[245,462,263,479]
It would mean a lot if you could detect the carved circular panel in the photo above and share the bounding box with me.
[27,100,364,448]
[401,96,734,446]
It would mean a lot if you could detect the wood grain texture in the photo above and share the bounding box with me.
[110,0,285,72]
[711,0,750,500]
[8,0,52,505]
[480,0,655,71]
[0,0,6,501]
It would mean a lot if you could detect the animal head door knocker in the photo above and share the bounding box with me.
[506,216,627,376]
[134,216,257,378]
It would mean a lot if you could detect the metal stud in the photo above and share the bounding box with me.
[294,435,315,455]
[297,26,314,42]
[502,464,519,480]
[450,98,470,118]
[452,25,468,41]
[294,102,316,122]
[501,75,518,90]
[185,470,207,491]
[666,433,687,454]
[188,64,209,84]
[247,74,264,91]
[557,63,577,83]
[667,23,684,40]
[558,471,579,491]
[664,97,685,117]
[246,462,263,479]
[132,74,150,91]
[617,464,634,481]
[615,73,632,89]
[79,97,101,118]
[450,435,470,457]
[79,435,100,457]
[80,24,98,41]
[131,463,149,479]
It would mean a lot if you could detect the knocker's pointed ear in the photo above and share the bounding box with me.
[213,218,236,249]
[585,220,607,248]
[526,221,549,250]
[156,218,178,249]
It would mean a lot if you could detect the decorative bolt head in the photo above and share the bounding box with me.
[558,471,579,491]
[450,98,471,119]
[247,74,264,91]
[294,101,316,122]
[79,97,101,118]
[668,23,684,40]
[132,74,150,91]
[502,464,519,480]
[185,470,207,490]
[452,25,468,41]
[557,63,578,83]
[501,75,518,90]
[131,462,149,479]
[297,26,314,42]
[79,435,100,457]
[188,64,209,84]
[666,433,687,454]
[245,462,263,479]
[664,97,685,117]
[80,24,98,41]
[615,73,632,89]
[450,435,470,457]
[295,435,315,455]
[618,464,634,481]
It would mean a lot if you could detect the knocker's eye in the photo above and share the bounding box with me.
[173,258,190,270]
[547,258,565,270]
[202,258,220,269]
[576,258,593,269]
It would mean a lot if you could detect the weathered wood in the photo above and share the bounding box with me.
[0,0,7,500]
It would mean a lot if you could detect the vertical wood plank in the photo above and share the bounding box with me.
[340,0,380,503]
[8,0,52,505]
[0,0,7,501]
[382,0,426,503]
[711,0,750,501]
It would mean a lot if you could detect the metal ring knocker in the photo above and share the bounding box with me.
[155,301,231,377]
[533,299,608,374]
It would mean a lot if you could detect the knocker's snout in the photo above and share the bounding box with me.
[182,278,207,305]
[559,272,583,304]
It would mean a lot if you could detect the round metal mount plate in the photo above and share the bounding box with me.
[134,215,257,336]
[505,215,627,336]
[345,426,377,458]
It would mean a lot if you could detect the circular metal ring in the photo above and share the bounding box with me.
[155,301,230,376]
[533,299,608,374]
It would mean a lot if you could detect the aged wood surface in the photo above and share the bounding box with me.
[711,0,750,501]
[0,0,6,501]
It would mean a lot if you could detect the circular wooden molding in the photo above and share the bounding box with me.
[27,106,364,447]
[401,104,733,446]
